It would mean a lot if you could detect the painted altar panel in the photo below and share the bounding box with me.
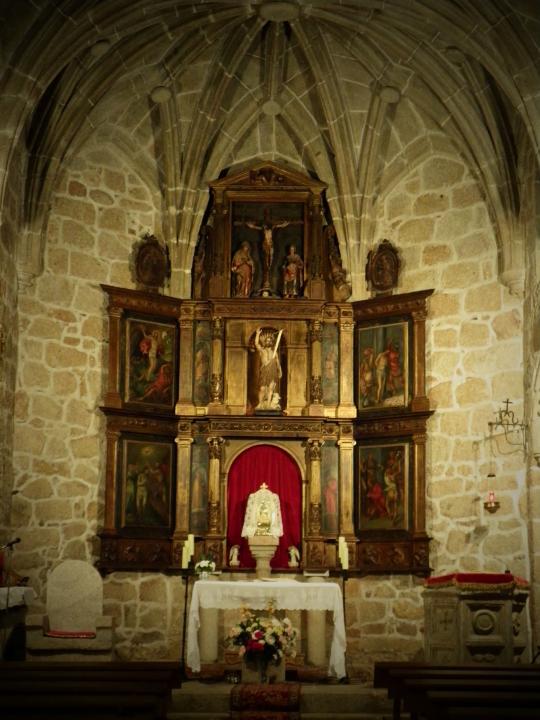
[190,439,209,534]
[322,323,339,406]
[193,320,211,406]
[321,443,339,534]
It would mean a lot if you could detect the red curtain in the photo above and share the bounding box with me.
[227,445,302,568]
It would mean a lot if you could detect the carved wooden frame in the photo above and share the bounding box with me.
[101,284,181,413]
[98,410,179,572]
[353,289,433,414]
[354,413,431,576]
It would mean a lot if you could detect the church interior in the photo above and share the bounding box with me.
[1,0,540,716]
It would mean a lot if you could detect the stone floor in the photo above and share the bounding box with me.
[167,680,395,720]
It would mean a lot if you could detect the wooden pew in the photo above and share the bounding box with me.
[0,660,183,719]
[373,662,540,720]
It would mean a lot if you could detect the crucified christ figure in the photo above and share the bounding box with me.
[235,208,303,294]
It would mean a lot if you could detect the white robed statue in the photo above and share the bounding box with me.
[242,482,283,538]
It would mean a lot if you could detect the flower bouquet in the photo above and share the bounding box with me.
[228,605,297,681]
[194,558,216,578]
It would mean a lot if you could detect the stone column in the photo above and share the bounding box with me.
[306,577,327,667]
[307,320,323,416]
[207,437,224,534]
[176,307,196,415]
[337,311,357,418]
[338,431,356,538]
[208,316,225,412]
[307,439,323,536]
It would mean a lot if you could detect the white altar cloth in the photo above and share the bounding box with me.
[186,578,346,678]
[0,586,36,610]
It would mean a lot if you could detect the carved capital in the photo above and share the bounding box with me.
[339,319,355,333]
[309,319,323,344]
[307,438,323,461]
[207,436,224,459]
[411,309,427,322]
[212,316,224,339]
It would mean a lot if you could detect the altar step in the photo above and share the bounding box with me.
[167,681,395,720]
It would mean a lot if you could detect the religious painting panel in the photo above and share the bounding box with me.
[117,434,175,537]
[231,202,305,298]
[193,320,211,406]
[124,316,177,410]
[357,321,409,411]
[190,439,209,534]
[321,443,339,534]
[357,441,410,533]
[322,322,339,405]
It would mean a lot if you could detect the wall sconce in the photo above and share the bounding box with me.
[488,399,527,454]
[483,490,500,514]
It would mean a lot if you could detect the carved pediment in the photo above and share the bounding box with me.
[208,160,327,195]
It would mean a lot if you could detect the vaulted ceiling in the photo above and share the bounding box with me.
[1,0,539,294]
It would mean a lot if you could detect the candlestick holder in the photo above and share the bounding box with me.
[483,491,500,514]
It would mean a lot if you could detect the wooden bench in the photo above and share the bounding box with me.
[0,660,183,719]
[373,661,540,720]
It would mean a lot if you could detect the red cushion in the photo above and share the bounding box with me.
[44,629,97,639]
[425,572,529,588]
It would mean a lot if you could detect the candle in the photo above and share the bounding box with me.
[338,536,349,570]
[181,545,188,569]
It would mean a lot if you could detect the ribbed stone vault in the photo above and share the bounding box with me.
[0,0,539,295]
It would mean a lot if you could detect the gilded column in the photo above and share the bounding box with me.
[337,310,357,418]
[307,438,323,536]
[307,320,323,416]
[207,436,224,534]
[208,316,224,411]
[176,306,196,415]
[337,429,356,538]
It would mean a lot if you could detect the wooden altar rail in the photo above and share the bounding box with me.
[0,661,182,719]
[373,662,540,720]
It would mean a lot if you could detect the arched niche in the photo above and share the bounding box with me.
[226,444,302,569]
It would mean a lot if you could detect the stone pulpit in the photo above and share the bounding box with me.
[423,572,530,664]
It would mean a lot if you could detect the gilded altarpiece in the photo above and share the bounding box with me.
[98,162,433,577]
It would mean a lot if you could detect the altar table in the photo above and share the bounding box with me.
[186,578,347,678]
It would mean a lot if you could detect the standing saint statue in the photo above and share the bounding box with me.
[282,244,304,297]
[235,208,303,295]
[231,240,255,297]
[254,327,283,411]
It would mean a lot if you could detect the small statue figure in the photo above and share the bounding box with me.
[231,241,254,297]
[288,545,300,568]
[229,544,240,567]
[241,482,283,538]
[282,245,304,298]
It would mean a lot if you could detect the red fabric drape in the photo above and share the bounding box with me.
[227,445,302,568]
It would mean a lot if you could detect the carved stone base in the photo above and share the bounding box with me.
[247,536,279,578]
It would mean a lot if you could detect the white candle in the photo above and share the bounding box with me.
[187,533,195,559]
[339,536,349,570]
[181,545,188,569]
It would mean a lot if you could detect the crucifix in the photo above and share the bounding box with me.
[234,207,303,296]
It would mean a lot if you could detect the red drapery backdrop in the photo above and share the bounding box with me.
[227,445,302,568]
